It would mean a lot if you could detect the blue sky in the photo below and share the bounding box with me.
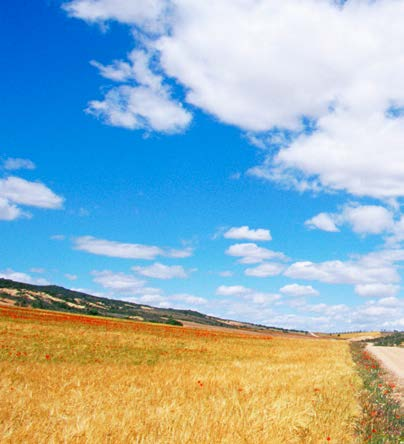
[1,0,404,331]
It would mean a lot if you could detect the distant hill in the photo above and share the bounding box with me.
[0,278,307,334]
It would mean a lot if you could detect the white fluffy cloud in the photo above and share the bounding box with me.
[92,270,162,296]
[226,243,287,264]
[3,158,35,171]
[244,262,285,277]
[0,176,63,221]
[63,0,167,27]
[87,48,191,133]
[216,285,281,305]
[284,250,404,286]
[224,225,271,241]
[132,262,189,279]
[280,284,319,297]
[87,84,191,133]
[306,204,394,235]
[0,176,63,209]
[170,293,207,306]
[65,0,404,198]
[305,212,339,232]
[354,283,399,298]
[0,198,25,221]
[74,236,192,259]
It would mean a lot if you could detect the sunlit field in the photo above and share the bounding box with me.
[0,306,362,443]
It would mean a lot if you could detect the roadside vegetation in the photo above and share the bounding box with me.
[1,305,362,443]
[350,342,403,443]
[369,332,404,347]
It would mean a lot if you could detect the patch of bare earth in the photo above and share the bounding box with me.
[367,344,404,408]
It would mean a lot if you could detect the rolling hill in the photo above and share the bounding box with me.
[0,278,307,334]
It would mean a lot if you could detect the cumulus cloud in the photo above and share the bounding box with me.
[132,262,189,279]
[0,176,63,209]
[74,236,192,260]
[0,176,63,221]
[87,84,191,133]
[244,262,285,277]
[226,243,287,264]
[170,293,207,306]
[3,157,35,171]
[305,213,339,232]
[0,198,26,221]
[354,283,399,298]
[306,204,394,235]
[216,285,281,305]
[280,284,319,297]
[65,0,404,198]
[223,225,271,241]
[87,49,191,133]
[284,250,404,286]
[216,285,250,297]
[91,270,162,296]
[63,0,167,28]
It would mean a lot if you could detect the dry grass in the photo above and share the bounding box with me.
[0,306,362,443]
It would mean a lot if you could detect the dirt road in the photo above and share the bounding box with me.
[366,344,404,383]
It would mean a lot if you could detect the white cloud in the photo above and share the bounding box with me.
[0,269,49,285]
[171,293,207,306]
[87,84,191,133]
[74,236,192,260]
[87,49,192,133]
[305,213,339,232]
[244,262,285,277]
[65,273,78,281]
[305,204,396,234]
[164,247,193,258]
[284,250,403,286]
[91,270,162,296]
[226,243,287,264]
[30,268,45,274]
[76,236,162,259]
[216,285,280,305]
[218,270,233,278]
[343,205,394,234]
[354,283,399,298]
[63,0,167,28]
[307,204,394,235]
[216,285,250,297]
[280,284,319,297]
[51,234,66,241]
[132,262,189,279]
[65,0,404,198]
[224,225,271,241]
[0,197,26,221]
[3,158,35,171]
[0,176,63,209]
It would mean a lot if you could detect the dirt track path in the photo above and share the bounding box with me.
[366,344,404,408]
[366,344,404,382]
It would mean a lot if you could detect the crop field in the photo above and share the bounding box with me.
[0,306,362,443]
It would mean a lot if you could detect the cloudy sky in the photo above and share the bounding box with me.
[1,0,404,331]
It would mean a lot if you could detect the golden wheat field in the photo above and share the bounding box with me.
[0,306,363,444]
